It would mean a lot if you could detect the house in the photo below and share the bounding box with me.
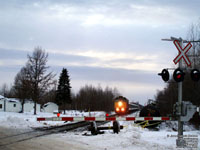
[24,101,41,112]
[0,96,22,113]
[0,95,5,112]
[41,102,58,113]
[0,95,41,113]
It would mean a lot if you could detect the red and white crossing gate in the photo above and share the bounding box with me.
[37,116,171,122]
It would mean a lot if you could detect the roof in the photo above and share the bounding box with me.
[6,98,20,103]
[43,102,58,108]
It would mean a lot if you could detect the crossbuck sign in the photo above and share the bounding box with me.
[173,40,192,67]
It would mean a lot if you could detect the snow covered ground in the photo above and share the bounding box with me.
[0,111,199,150]
[0,111,105,129]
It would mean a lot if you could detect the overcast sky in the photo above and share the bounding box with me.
[0,0,199,104]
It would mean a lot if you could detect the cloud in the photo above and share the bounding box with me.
[0,48,164,103]
[0,0,198,51]
[0,0,199,103]
[0,48,163,71]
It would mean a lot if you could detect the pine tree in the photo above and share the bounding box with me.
[56,68,72,114]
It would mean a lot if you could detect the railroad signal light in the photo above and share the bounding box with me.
[158,69,169,82]
[173,68,185,82]
[191,69,200,82]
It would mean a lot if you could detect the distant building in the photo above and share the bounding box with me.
[0,95,6,112]
[24,100,41,112]
[0,96,21,113]
[0,95,41,113]
[41,102,58,113]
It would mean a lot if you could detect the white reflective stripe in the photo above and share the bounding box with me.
[174,40,182,51]
[182,45,190,59]
[135,117,144,121]
[45,118,53,121]
[174,41,183,63]
[39,117,171,121]
[95,117,106,121]
[52,117,62,121]
[152,117,162,121]
[116,117,126,121]
[182,43,192,65]
[74,117,84,121]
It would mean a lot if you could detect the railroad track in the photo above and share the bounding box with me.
[0,114,118,147]
[0,121,91,147]
[0,111,138,147]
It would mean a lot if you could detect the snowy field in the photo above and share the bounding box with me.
[0,111,105,129]
[0,111,200,150]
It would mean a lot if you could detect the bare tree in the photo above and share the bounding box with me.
[0,83,9,97]
[72,85,119,112]
[26,47,55,115]
[14,67,31,113]
[187,20,200,68]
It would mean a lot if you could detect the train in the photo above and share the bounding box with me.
[114,96,141,115]
[114,96,129,115]
[114,97,161,128]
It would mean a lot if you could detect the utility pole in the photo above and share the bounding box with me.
[161,36,200,147]
[161,37,185,147]
[177,38,184,146]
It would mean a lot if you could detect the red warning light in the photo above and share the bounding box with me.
[173,68,185,82]
[57,113,60,117]
[106,113,109,117]
[177,75,181,79]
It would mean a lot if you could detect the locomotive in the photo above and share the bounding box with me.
[114,97,161,128]
[114,96,129,115]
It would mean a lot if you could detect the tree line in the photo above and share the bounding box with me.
[0,48,119,114]
[70,85,119,112]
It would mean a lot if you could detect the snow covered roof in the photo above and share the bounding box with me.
[0,96,20,103]
[24,99,34,103]
[6,98,20,103]
[43,102,58,108]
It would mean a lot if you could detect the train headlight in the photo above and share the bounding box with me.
[118,101,123,107]
[116,107,120,112]
[121,107,125,112]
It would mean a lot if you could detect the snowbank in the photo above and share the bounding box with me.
[0,111,106,129]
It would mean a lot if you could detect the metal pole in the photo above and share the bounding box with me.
[177,39,184,147]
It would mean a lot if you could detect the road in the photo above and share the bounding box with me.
[0,126,92,150]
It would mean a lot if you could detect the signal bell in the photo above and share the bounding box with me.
[173,68,185,82]
[191,69,200,81]
[158,69,169,82]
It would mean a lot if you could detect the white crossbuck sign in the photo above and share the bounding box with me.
[173,40,192,67]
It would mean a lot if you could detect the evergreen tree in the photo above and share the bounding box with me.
[56,68,72,114]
